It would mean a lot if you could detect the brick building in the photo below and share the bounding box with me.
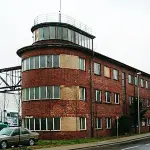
[17,14,150,140]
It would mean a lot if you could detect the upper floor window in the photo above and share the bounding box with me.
[96,118,102,129]
[128,74,133,84]
[105,91,111,103]
[79,87,86,101]
[80,117,86,130]
[134,76,137,86]
[24,117,60,131]
[106,118,111,129]
[79,58,85,71]
[114,93,119,104]
[147,99,150,107]
[22,86,60,101]
[22,55,59,72]
[129,96,134,105]
[95,90,101,102]
[141,79,144,88]
[104,66,111,78]
[146,80,149,89]
[94,63,101,75]
[113,69,119,80]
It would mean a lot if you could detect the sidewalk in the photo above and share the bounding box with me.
[36,133,150,150]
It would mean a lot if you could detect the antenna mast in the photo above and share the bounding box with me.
[59,0,61,22]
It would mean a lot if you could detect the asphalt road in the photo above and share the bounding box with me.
[81,139,150,150]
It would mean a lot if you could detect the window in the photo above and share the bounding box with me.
[63,28,68,40]
[147,118,150,126]
[43,27,49,40]
[141,79,144,87]
[94,63,101,75]
[38,28,44,40]
[23,86,60,101]
[129,96,134,105]
[80,87,86,100]
[40,55,46,68]
[26,58,30,70]
[134,76,137,86]
[106,118,111,129]
[128,74,133,84]
[30,57,35,69]
[50,26,55,39]
[114,93,119,104]
[40,87,46,99]
[113,69,119,80]
[105,91,111,103]
[147,99,150,107]
[80,117,86,130]
[146,80,149,89]
[24,118,60,131]
[96,118,102,129]
[104,66,111,78]
[53,55,59,67]
[95,90,101,102]
[79,58,85,71]
[35,56,39,69]
[21,128,29,134]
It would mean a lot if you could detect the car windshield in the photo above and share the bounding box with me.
[0,128,13,136]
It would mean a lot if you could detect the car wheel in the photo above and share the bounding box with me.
[29,139,35,146]
[0,141,7,149]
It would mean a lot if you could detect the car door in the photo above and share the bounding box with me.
[11,128,20,145]
[20,128,30,145]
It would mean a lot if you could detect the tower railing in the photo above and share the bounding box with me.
[34,13,92,34]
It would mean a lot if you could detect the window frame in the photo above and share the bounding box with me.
[106,118,112,129]
[80,117,86,130]
[79,58,85,71]
[105,91,111,103]
[104,66,111,78]
[114,93,120,104]
[94,62,101,75]
[95,89,101,102]
[79,87,86,101]
[113,69,119,81]
[96,118,102,129]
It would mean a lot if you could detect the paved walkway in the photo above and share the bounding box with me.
[36,133,150,150]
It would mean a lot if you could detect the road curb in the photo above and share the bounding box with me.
[70,135,150,150]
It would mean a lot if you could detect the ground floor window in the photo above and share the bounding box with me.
[106,118,111,129]
[24,117,60,131]
[80,117,86,130]
[96,118,102,129]
[147,118,150,126]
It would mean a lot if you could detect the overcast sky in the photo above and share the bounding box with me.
[0,0,150,111]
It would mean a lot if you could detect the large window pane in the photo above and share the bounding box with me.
[75,32,79,44]
[38,28,44,40]
[53,55,59,67]
[26,58,30,70]
[50,26,55,39]
[40,87,46,99]
[68,29,71,41]
[41,118,46,130]
[35,87,39,99]
[47,55,52,68]
[35,118,40,130]
[30,88,34,100]
[47,86,52,99]
[63,27,68,40]
[35,56,39,69]
[30,118,34,130]
[57,27,62,39]
[104,66,111,78]
[26,89,29,100]
[94,63,100,75]
[54,86,60,98]
[113,69,118,80]
[40,55,46,68]
[30,57,35,69]
[43,27,49,40]
[54,118,60,130]
[82,35,85,47]
[71,30,75,42]
[79,58,85,71]
[24,118,29,129]
[23,60,26,71]
[80,87,85,100]
[47,118,53,130]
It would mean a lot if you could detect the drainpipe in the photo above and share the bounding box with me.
[90,39,94,137]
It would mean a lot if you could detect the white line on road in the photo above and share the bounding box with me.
[121,145,139,150]
[145,143,150,145]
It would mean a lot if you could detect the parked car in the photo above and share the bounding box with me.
[0,123,8,131]
[0,127,39,149]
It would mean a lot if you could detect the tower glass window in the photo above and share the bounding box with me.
[43,27,50,40]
